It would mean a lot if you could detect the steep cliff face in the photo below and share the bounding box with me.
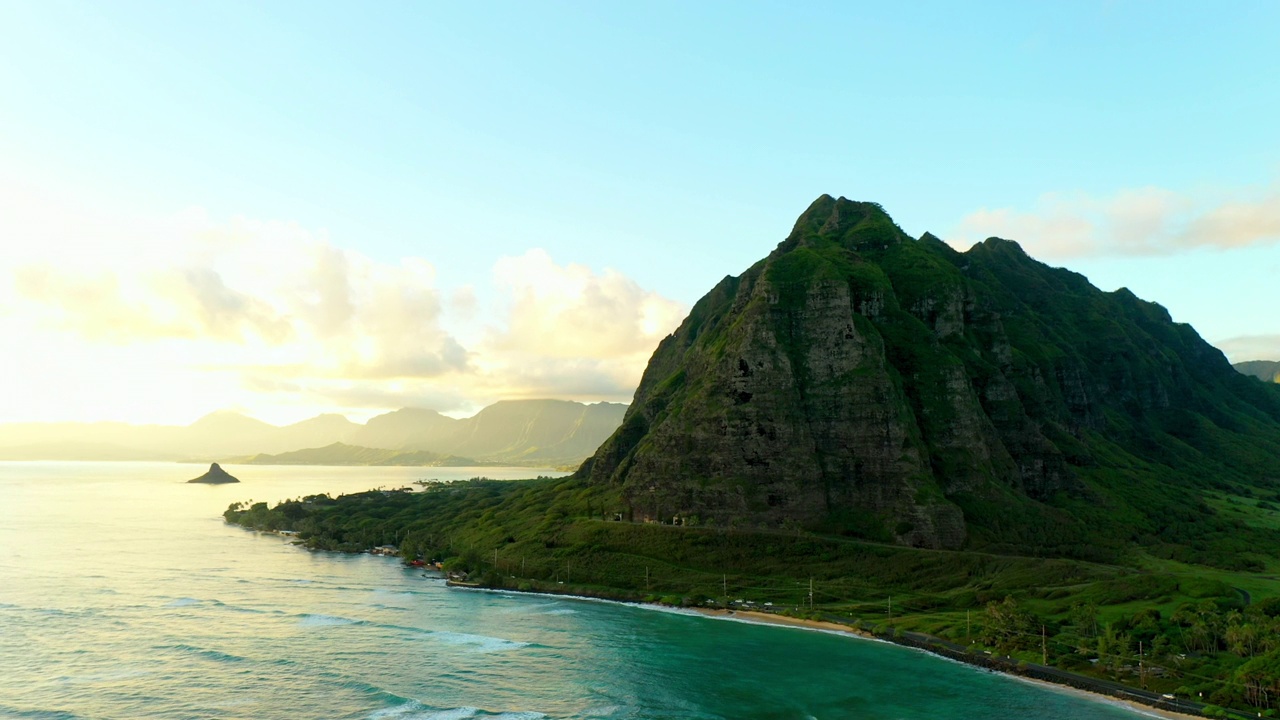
[581,196,1280,553]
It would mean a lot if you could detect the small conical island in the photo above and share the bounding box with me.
[187,463,240,484]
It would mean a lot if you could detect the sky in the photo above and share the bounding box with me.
[1,1,1278,426]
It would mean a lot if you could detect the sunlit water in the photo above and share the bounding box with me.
[0,462,1157,719]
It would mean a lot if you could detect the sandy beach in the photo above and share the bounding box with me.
[695,607,877,637]
[1011,674,1205,720]
[690,608,1205,720]
[448,582,1210,720]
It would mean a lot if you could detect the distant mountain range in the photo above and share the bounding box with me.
[231,443,489,467]
[1235,360,1280,383]
[0,400,627,468]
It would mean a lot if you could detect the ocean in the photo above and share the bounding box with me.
[0,462,1157,719]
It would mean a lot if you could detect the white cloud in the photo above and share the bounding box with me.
[951,184,1280,259]
[473,249,687,401]
[0,187,686,423]
[489,249,685,359]
[0,189,472,422]
[4,216,467,382]
[1215,334,1280,364]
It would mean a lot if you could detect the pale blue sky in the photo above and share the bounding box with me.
[1,1,1278,423]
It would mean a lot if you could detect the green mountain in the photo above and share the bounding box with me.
[225,197,1280,715]
[1236,360,1280,383]
[581,195,1280,563]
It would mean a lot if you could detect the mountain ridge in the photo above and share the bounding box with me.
[230,442,491,467]
[580,195,1280,562]
[0,399,627,467]
[1236,360,1280,383]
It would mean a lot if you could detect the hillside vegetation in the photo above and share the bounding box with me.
[227,477,1280,715]
[228,197,1280,716]
[581,196,1280,570]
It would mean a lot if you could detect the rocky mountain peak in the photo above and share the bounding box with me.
[579,197,1280,556]
[778,195,905,256]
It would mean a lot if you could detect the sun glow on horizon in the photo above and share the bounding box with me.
[0,181,685,426]
[1,3,1277,425]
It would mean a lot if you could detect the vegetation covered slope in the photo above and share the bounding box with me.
[580,195,1280,566]
[226,477,1280,715]
[226,197,1280,715]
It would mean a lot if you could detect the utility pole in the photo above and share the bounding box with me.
[1041,625,1047,665]
[521,556,525,575]
[888,595,892,624]
[808,577,814,610]
[1138,640,1145,688]
[723,574,727,605]
[566,560,571,584]
[494,548,498,570]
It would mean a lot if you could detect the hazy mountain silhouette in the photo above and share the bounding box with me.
[1235,360,1280,383]
[0,400,625,467]
[347,408,457,450]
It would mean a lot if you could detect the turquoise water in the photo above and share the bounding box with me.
[0,462,1156,719]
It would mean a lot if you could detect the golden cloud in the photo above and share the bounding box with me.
[951,184,1280,259]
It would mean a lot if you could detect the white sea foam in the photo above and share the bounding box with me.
[373,704,477,720]
[368,702,545,720]
[428,631,528,653]
[495,601,555,614]
[366,701,457,719]
[164,597,201,607]
[298,613,358,627]
[624,602,703,618]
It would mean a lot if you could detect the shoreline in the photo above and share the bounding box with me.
[688,607,1205,720]
[271,539,1219,719]
[443,578,1211,720]
[1010,674,1203,720]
